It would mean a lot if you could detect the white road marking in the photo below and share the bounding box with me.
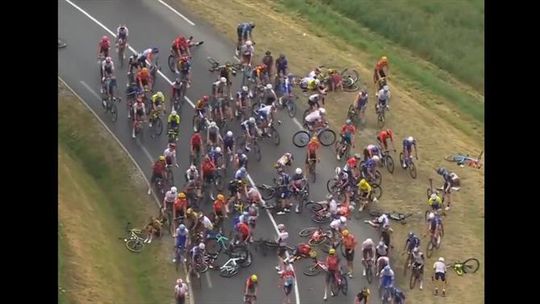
[80,80,102,101]
[292,117,303,129]
[158,0,196,26]
[233,56,240,62]
[205,271,212,288]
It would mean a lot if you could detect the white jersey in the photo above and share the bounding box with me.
[376,243,388,256]
[377,214,389,226]
[330,219,345,230]
[163,148,176,163]
[412,252,425,264]
[186,169,199,181]
[308,71,318,78]
[142,48,153,57]
[164,190,177,203]
[175,283,188,297]
[328,199,338,215]
[101,60,115,73]
[361,239,375,250]
[259,105,273,115]
[200,216,213,230]
[433,261,446,273]
[377,89,390,101]
[277,231,289,246]
[305,110,322,123]
[241,44,254,56]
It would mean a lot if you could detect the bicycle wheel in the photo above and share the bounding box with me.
[385,155,395,174]
[153,117,163,137]
[330,276,340,295]
[270,127,280,146]
[426,240,434,258]
[341,68,359,84]
[408,162,417,179]
[195,260,209,274]
[253,141,262,161]
[318,129,336,146]
[311,213,332,224]
[168,55,176,73]
[286,100,296,118]
[371,184,383,199]
[299,227,319,237]
[303,264,322,276]
[409,270,417,289]
[366,265,373,283]
[462,258,480,273]
[219,266,239,278]
[258,185,275,201]
[377,111,385,128]
[293,131,310,148]
[309,162,316,183]
[111,102,118,122]
[343,82,359,92]
[341,275,348,295]
[326,178,338,193]
[125,238,145,253]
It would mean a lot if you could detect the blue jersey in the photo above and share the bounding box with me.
[235,169,247,180]
[279,173,290,186]
[239,23,253,36]
[381,272,394,288]
[364,159,376,169]
[403,138,416,149]
[236,91,250,101]
[208,149,222,164]
[280,79,293,95]
[223,135,234,147]
[175,233,188,248]
[406,236,421,251]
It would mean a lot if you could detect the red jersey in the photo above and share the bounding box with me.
[99,40,110,50]
[174,198,187,211]
[326,255,339,271]
[237,222,250,238]
[346,157,357,168]
[174,37,188,50]
[202,159,216,175]
[298,243,311,256]
[341,125,356,135]
[375,59,388,71]
[378,130,393,142]
[307,141,320,154]
[152,161,166,174]
[213,199,226,213]
[191,133,202,147]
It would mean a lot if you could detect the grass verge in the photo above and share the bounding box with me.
[177,0,484,303]
[58,81,179,304]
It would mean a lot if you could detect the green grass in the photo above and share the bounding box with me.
[58,82,178,304]
[298,0,484,92]
[279,0,484,124]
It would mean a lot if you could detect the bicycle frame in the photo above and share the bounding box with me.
[220,257,241,271]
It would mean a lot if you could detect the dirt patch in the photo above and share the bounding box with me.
[177,0,484,302]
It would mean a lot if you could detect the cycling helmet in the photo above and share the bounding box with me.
[366,238,373,243]
[318,108,326,115]
[407,136,414,142]
[226,131,233,137]
[240,167,247,174]
[346,119,352,125]
[245,40,253,46]
[141,67,149,74]
[151,47,159,53]
[203,95,209,102]
[249,117,256,124]
[430,193,438,200]
[438,257,445,262]
[215,147,222,153]
[334,167,341,175]
[242,86,249,92]
[251,274,258,282]
[408,232,414,238]
[342,229,349,237]
[285,152,293,159]
[340,216,347,224]
[101,35,109,42]
[159,156,165,161]
[209,121,217,128]
[277,224,285,230]
[359,179,368,187]
[171,110,177,116]
[186,208,193,215]
[189,165,196,171]
[105,56,112,63]
[329,248,336,255]
[266,83,273,90]
[295,168,302,175]
[198,243,205,250]
[178,192,186,199]
[171,186,178,193]
[217,194,225,201]
[428,212,435,220]
[383,265,391,272]
[179,224,186,230]
[156,91,164,100]
[177,278,183,285]
[372,155,380,162]
[381,56,388,62]
[383,85,389,92]
[220,77,227,83]
[378,241,385,246]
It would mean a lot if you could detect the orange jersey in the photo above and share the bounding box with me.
[307,141,320,153]
[378,130,393,142]
[375,59,388,71]
[342,234,357,250]
[174,198,188,211]
[213,199,226,213]
[137,70,150,81]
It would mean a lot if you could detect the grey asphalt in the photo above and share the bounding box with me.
[59,0,390,303]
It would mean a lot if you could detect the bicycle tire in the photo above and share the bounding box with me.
[258,185,275,201]
[385,155,395,174]
[153,117,163,137]
[125,238,145,253]
[341,275,348,295]
[168,55,176,73]
[192,115,200,132]
[293,130,310,148]
[366,265,373,283]
[195,261,209,274]
[298,227,317,237]
[426,241,434,258]
[303,264,322,276]
[409,270,417,289]
[111,102,118,122]
[306,201,323,212]
[372,184,383,199]
[377,111,385,128]
[330,277,340,295]
[311,213,332,224]
[286,100,296,118]
[341,68,359,84]
[409,162,417,179]
[326,178,338,193]
[318,129,336,146]
[219,266,239,278]
[462,258,480,273]
[270,127,280,146]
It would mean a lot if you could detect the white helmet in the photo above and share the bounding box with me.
[428,212,435,220]
[277,224,285,230]
[226,131,233,137]
[245,40,253,46]
[190,165,196,171]
[372,155,380,162]
[378,241,385,246]
[340,216,347,223]
[266,83,273,89]
[209,121,217,128]
[319,108,326,115]
[438,257,445,262]
[171,110,177,116]
[430,193,438,200]
[366,238,373,244]
[242,86,249,92]
[249,117,256,124]
[335,167,341,175]
[295,168,302,175]
[171,186,177,193]
[383,85,389,92]
[198,243,205,250]
[215,147,221,153]
[176,278,183,285]
[407,136,414,142]
[220,77,227,83]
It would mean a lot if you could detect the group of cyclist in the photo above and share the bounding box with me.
[102,20,466,304]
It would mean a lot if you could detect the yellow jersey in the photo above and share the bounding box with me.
[357,180,372,192]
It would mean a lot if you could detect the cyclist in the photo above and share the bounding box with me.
[189,243,206,279]
[235,149,249,170]
[97,35,110,59]
[101,56,115,83]
[167,110,181,141]
[197,211,214,235]
[115,25,129,52]
[356,178,373,211]
[236,86,252,116]
[171,35,190,58]
[377,129,396,152]
[262,51,273,77]
[337,119,356,160]
[274,223,289,261]
[260,83,278,106]
[436,167,460,210]
[363,144,382,161]
[390,286,406,304]
[285,242,315,263]
[274,152,294,173]
[433,257,447,296]
[355,287,371,304]
[234,166,248,182]
[361,238,376,277]
[246,201,259,230]
[190,131,203,161]
[275,54,288,77]
[162,185,178,215]
[243,274,258,303]
[256,103,276,135]
[404,232,421,257]
[329,216,347,245]
[149,91,165,126]
[170,78,184,109]
[278,73,294,103]
[207,121,222,147]
[136,47,159,68]
[333,167,351,197]
[304,108,327,132]
[341,229,357,278]
[136,67,151,91]
[213,193,228,222]
[410,247,425,290]
[208,146,224,170]
[376,240,389,259]
[132,97,146,139]
[164,143,179,168]
[185,208,199,231]
[235,219,251,246]
[401,136,418,168]
[376,255,390,277]
[177,56,192,85]
[307,93,323,110]
[174,278,189,304]
[279,261,295,304]
[200,155,217,185]
[323,248,341,300]
[173,192,188,224]
[376,85,391,110]
[360,156,379,183]
[373,56,389,85]
[305,136,320,173]
[240,40,255,66]
[291,168,307,213]
[379,265,395,302]
[275,170,292,214]
[223,130,235,159]
[428,192,443,211]
[365,212,390,230]
[353,90,368,122]
[246,184,262,206]
[172,224,189,264]
[426,212,444,247]
[185,164,199,185]
[240,117,261,151]
[236,22,255,54]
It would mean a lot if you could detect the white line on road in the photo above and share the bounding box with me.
[80,80,102,101]
[158,0,196,26]
[205,271,212,288]
[292,117,304,129]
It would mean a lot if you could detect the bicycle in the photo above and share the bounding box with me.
[303,258,328,276]
[291,183,309,213]
[346,104,363,127]
[364,258,375,283]
[148,108,164,138]
[207,57,242,74]
[171,78,188,113]
[330,266,349,296]
[367,210,413,225]
[278,94,297,118]
[335,138,352,161]
[444,150,483,168]
[306,157,317,183]
[446,258,480,276]
[426,230,443,258]
[119,222,146,253]
[409,263,423,289]
[340,68,360,92]
[116,38,127,68]
[219,256,243,278]
[100,77,120,122]
[375,102,388,128]
[293,123,336,148]
[380,150,395,174]
[399,152,417,179]
[237,133,262,162]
